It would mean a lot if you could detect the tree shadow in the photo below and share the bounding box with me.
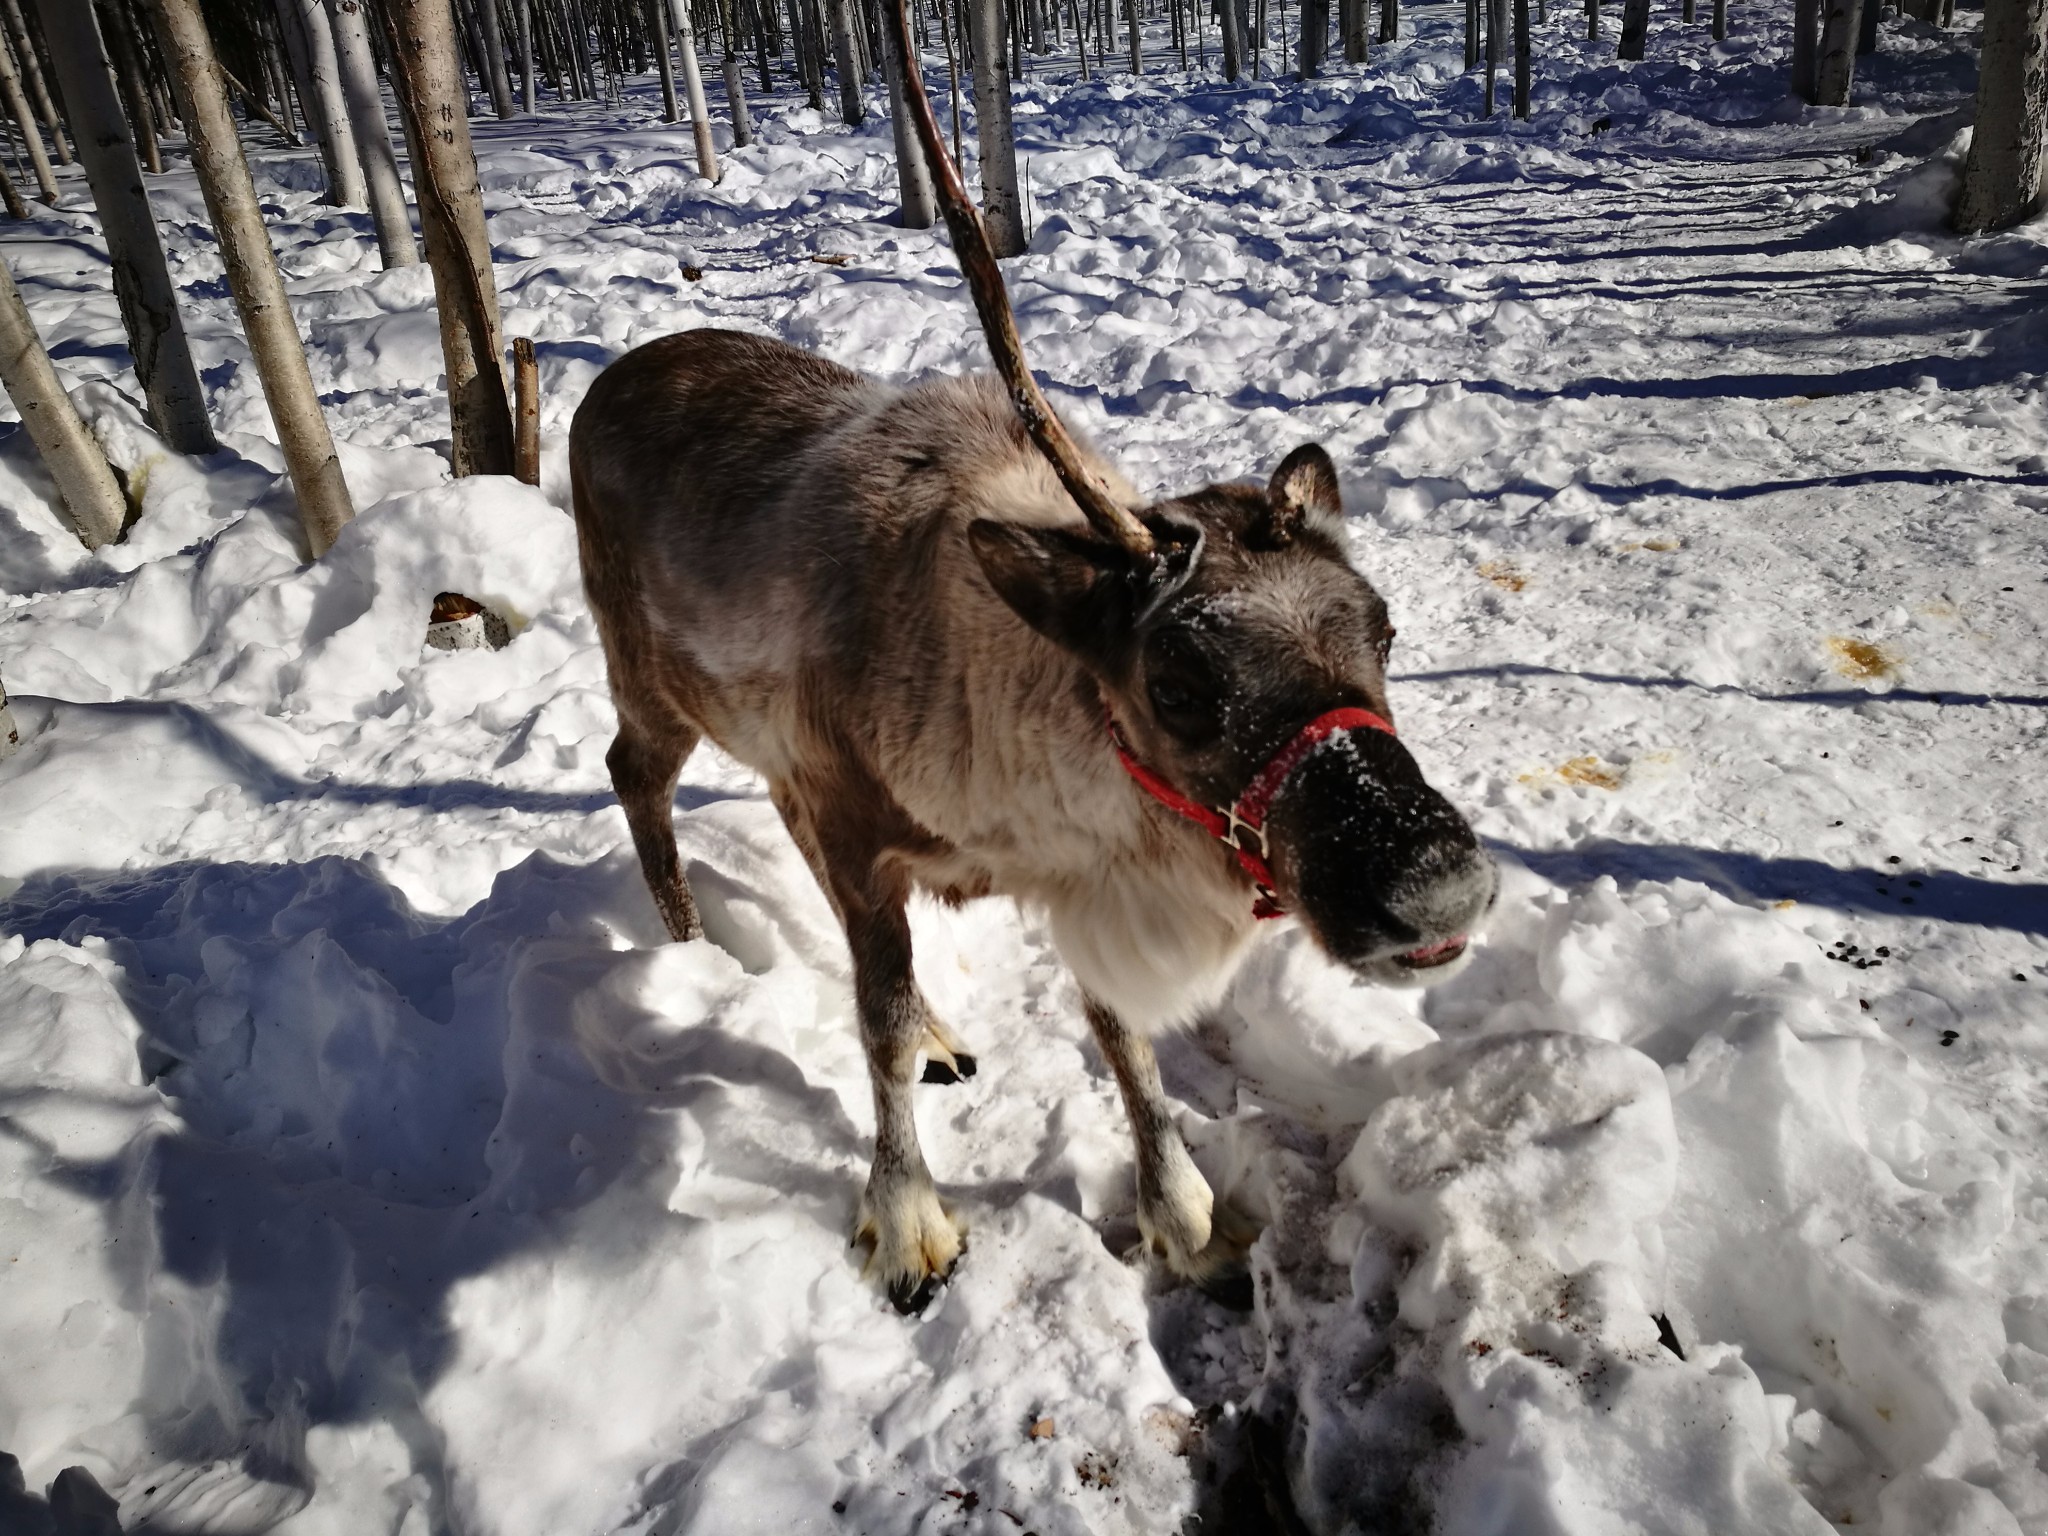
[1496,839,2048,937]
[1394,661,2048,711]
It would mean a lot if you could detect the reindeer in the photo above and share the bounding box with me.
[569,10,1496,1314]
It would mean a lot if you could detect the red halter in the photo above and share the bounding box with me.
[1108,704,1398,919]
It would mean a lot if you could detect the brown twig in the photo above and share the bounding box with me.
[219,67,299,145]
[883,0,1155,567]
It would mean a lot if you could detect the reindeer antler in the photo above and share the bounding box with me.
[884,0,1158,569]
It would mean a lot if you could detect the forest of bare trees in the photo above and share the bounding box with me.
[0,0,2038,564]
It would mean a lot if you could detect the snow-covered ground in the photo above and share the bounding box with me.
[3,5,2046,1532]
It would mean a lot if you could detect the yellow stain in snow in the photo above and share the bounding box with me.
[1827,636,1901,681]
[1520,755,1625,791]
[1477,559,1527,592]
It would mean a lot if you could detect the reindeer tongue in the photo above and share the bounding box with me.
[1397,935,1468,969]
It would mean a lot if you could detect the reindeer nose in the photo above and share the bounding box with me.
[1264,730,1496,974]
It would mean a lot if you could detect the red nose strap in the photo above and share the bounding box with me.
[1107,705,1397,919]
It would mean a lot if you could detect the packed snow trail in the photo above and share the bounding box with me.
[2,7,2046,1534]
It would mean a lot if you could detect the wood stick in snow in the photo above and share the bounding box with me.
[513,334,539,484]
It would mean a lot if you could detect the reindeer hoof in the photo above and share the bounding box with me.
[855,1181,965,1317]
[919,1051,978,1085]
[889,1271,948,1315]
[1199,1259,1256,1313]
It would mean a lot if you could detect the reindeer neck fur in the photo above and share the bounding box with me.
[843,379,1262,1031]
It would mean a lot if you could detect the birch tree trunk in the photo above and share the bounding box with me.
[828,0,861,119]
[967,0,1023,254]
[718,0,753,143]
[280,0,367,203]
[1812,0,1860,104]
[879,0,930,225]
[326,0,418,266]
[647,0,679,117]
[667,0,720,176]
[0,22,56,200]
[1337,0,1362,62]
[515,0,536,109]
[1954,0,2048,233]
[1298,0,1324,73]
[0,255,127,547]
[381,0,515,477]
[1221,0,1243,73]
[1379,0,1396,42]
[477,0,517,114]
[1123,0,1139,69]
[34,0,215,452]
[1484,0,1500,107]
[1616,0,1648,58]
[1,0,70,165]
[1790,0,1817,96]
[1513,0,1528,113]
[1711,0,1724,38]
[98,0,159,173]
[149,0,355,554]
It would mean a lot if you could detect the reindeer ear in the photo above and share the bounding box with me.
[969,521,1139,661]
[1265,444,1344,545]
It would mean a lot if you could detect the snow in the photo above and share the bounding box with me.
[3,4,2046,1533]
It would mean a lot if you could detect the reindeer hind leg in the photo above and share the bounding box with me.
[608,718,704,943]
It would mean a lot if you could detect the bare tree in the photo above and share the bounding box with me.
[1299,0,1325,72]
[34,0,216,453]
[1221,0,1244,74]
[879,0,931,225]
[382,0,515,476]
[1791,0,1818,97]
[1616,0,1647,57]
[515,0,536,110]
[326,0,420,265]
[718,0,752,142]
[668,0,720,178]
[967,0,1022,253]
[1813,0,1861,103]
[151,0,355,553]
[645,0,679,118]
[1379,0,1396,42]
[1954,0,2048,233]
[1338,0,1364,62]
[278,0,367,203]
[1485,0,1501,107]
[476,0,516,114]
[0,19,57,201]
[1513,0,1528,114]
[0,255,128,547]
[827,0,861,119]
[98,0,160,174]
[1,0,71,165]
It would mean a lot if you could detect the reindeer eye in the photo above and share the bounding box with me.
[1150,678,1196,713]
[1376,627,1397,666]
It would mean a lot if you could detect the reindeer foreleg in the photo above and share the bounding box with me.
[1085,998,1255,1309]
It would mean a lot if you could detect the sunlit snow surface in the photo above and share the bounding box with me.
[3,6,2047,1533]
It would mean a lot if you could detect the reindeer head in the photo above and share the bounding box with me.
[969,447,1495,982]
[881,2,1493,978]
